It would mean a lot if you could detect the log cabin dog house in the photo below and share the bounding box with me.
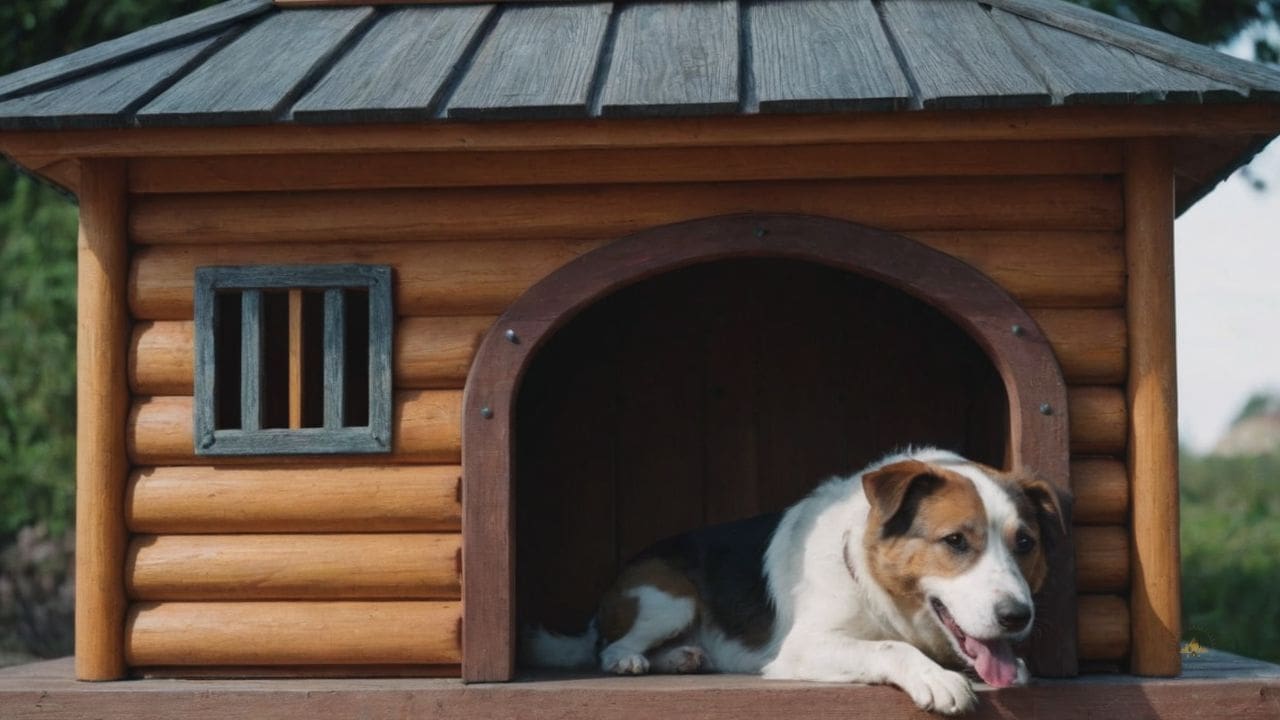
[1,0,1280,699]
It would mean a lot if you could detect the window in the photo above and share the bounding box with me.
[194,265,393,456]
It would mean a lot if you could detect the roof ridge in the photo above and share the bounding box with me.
[0,0,273,102]
[982,0,1280,97]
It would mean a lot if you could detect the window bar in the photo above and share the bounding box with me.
[240,289,263,432]
[323,288,347,430]
[288,289,304,430]
[368,272,392,445]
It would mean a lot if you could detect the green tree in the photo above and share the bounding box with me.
[1076,1,1279,61]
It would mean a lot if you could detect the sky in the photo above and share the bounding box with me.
[1175,138,1280,452]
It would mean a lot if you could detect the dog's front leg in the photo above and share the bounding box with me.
[764,634,977,716]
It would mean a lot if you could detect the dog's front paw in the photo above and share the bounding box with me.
[898,665,977,716]
[601,645,650,675]
[1013,658,1030,687]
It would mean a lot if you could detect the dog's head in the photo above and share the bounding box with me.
[859,456,1067,687]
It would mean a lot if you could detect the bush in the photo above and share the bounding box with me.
[0,170,79,543]
[0,523,74,658]
[1181,450,1280,662]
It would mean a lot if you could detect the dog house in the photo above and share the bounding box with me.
[2,0,1279,706]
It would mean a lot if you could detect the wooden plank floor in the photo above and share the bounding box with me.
[1,650,1276,719]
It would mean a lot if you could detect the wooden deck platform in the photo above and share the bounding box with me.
[1,650,1276,719]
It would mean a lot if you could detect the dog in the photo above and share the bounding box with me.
[521,447,1066,715]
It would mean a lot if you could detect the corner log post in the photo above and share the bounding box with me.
[75,159,130,680]
[1125,139,1181,676]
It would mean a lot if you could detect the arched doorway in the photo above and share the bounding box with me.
[462,214,1074,681]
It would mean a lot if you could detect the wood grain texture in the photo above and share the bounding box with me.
[1125,139,1181,677]
[1077,594,1130,660]
[990,10,1244,106]
[138,8,375,125]
[1066,386,1127,454]
[0,0,270,101]
[127,177,1124,245]
[132,311,1116,399]
[293,3,491,121]
[288,290,304,428]
[1070,458,1128,525]
[0,37,221,130]
[128,391,461,465]
[125,601,461,666]
[130,316,491,394]
[907,231,1124,309]
[126,464,461,534]
[1027,309,1126,384]
[600,0,737,117]
[131,664,459,679]
[74,159,129,681]
[7,103,1279,161]
[877,0,1049,109]
[130,240,606,320]
[462,214,1075,680]
[127,232,1122,323]
[292,5,492,123]
[126,141,1124,193]
[129,321,194,395]
[17,651,1280,720]
[447,3,611,119]
[126,534,461,600]
[986,0,1280,97]
[749,0,909,113]
[1074,525,1129,593]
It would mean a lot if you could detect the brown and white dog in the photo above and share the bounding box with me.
[522,448,1066,715]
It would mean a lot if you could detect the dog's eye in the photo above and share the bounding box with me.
[941,533,969,552]
[1014,531,1037,554]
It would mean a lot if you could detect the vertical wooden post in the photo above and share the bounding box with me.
[288,290,304,429]
[75,159,129,681]
[1125,139,1181,677]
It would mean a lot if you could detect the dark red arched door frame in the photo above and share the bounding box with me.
[462,214,1076,681]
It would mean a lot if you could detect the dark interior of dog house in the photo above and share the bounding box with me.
[515,258,1010,639]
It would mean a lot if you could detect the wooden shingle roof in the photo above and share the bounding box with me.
[1,0,1279,209]
[3,0,1280,127]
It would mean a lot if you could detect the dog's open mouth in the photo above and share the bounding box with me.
[930,598,1019,688]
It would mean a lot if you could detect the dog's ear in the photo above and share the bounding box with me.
[1017,474,1071,546]
[862,460,944,537]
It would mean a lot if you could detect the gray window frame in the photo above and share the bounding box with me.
[193,264,393,456]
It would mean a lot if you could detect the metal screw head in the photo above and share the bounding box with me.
[754,227,767,238]
[1012,324,1026,337]
[1039,403,1053,416]
[504,329,519,344]
[480,407,494,419]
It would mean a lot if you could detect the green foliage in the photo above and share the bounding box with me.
[1074,1,1279,61]
[1233,390,1280,424]
[0,168,78,543]
[1181,450,1280,662]
[0,0,221,76]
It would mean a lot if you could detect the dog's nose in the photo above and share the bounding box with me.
[996,598,1032,632]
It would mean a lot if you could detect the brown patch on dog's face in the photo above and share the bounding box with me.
[861,461,989,613]
[597,558,699,643]
[990,470,1068,594]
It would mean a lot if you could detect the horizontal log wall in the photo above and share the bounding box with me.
[126,141,1132,670]
[128,141,1123,194]
[128,391,462,465]
[125,601,461,666]
[126,534,461,600]
[128,310,1120,395]
[129,233,1123,321]
[126,465,461,534]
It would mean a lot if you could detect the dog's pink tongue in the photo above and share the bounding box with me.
[963,637,1018,688]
